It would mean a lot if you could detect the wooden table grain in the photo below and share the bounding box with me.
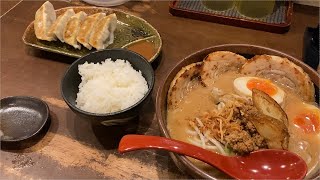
[0,0,319,179]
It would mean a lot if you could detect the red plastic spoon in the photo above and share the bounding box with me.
[118,135,307,179]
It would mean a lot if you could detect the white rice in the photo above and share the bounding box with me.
[75,59,148,114]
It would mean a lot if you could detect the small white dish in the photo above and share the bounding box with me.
[82,0,130,7]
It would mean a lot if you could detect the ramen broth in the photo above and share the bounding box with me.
[167,70,319,177]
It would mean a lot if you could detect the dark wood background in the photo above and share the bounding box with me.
[1,0,319,179]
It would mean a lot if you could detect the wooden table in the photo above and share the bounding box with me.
[1,0,319,179]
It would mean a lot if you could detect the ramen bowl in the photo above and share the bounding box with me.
[156,44,320,179]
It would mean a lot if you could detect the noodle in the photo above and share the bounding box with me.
[189,118,227,155]
[188,138,202,147]
[219,118,223,141]
[191,123,206,149]
[195,117,204,127]
[206,134,227,155]
[205,145,218,150]
[186,129,197,136]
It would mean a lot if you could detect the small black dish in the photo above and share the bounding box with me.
[61,49,155,126]
[0,96,50,149]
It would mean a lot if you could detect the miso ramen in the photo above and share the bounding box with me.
[167,51,320,178]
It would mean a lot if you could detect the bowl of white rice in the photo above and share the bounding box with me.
[61,49,154,125]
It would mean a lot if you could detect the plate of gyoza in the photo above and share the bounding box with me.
[22,1,162,62]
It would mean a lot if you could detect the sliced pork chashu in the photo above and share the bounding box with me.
[201,51,247,87]
[167,62,203,110]
[240,55,315,102]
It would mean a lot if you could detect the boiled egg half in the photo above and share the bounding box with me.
[233,77,285,104]
[292,103,320,134]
